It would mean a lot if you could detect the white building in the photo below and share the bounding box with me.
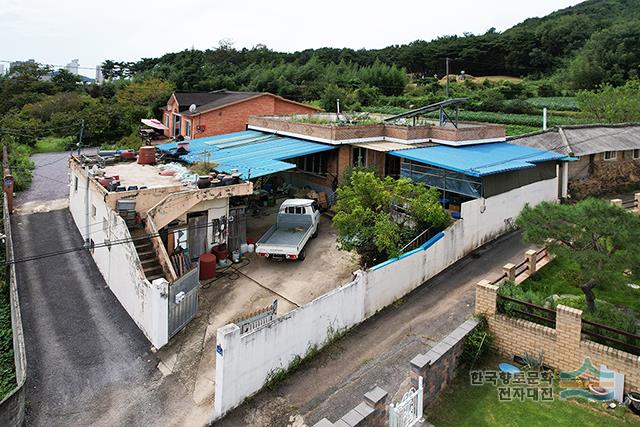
[65,59,80,75]
[68,154,252,348]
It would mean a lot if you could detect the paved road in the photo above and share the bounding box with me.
[14,149,97,211]
[215,231,533,427]
[12,210,196,426]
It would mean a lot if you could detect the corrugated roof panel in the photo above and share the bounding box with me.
[157,131,335,179]
[390,142,568,177]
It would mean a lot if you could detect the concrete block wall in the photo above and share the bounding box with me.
[410,319,479,407]
[312,386,388,427]
[475,282,640,392]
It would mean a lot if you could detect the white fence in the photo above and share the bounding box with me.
[214,177,558,418]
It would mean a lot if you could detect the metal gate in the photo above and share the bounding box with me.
[389,376,424,427]
[168,266,199,338]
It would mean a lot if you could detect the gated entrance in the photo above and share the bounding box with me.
[389,376,424,427]
[168,266,199,338]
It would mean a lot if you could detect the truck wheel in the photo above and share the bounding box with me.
[312,227,319,238]
[298,248,306,261]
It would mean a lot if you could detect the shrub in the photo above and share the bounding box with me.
[461,315,494,369]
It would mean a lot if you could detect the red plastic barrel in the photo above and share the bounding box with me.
[199,253,217,280]
[138,146,156,165]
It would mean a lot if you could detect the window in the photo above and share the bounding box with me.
[185,119,192,138]
[74,176,78,192]
[165,113,169,128]
[352,147,367,167]
[634,149,640,160]
[603,151,617,161]
[295,152,328,175]
[284,206,305,214]
[91,204,97,218]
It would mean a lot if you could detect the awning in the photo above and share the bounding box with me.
[141,118,168,130]
[390,142,570,177]
[156,130,335,179]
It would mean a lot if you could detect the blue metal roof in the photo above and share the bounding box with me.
[157,131,335,179]
[390,142,569,177]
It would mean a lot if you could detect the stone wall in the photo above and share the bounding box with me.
[312,387,388,427]
[475,282,640,392]
[0,196,26,427]
[410,319,479,407]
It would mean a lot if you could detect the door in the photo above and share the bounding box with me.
[187,212,208,260]
[168,266,199,338]
[172,113,181,137]
[227,207,246,253]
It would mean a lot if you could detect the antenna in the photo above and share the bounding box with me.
[189,104,197,113]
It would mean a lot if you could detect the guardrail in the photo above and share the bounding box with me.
[582,318,640,356]
[0,195,26,426]
[497,294,557,328]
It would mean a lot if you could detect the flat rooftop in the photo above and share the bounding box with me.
[103,162,184,190]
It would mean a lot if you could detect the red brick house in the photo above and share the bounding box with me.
[161,90,320,139]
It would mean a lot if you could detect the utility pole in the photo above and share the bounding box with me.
[445,58,450,98]
[77,119,85,156]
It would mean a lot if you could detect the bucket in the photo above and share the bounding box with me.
[248,243,255,253]
[231,250,241,263]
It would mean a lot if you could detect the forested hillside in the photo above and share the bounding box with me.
[1,0,639,192]
[103,0,640,91]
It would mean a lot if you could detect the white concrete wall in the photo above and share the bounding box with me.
[214,274,366,416]
[214,177,560,419]
[68,167,169,348]
[189,198,229,247]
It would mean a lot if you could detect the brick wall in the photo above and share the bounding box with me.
[410,319,479,407]
[248,116,506,144]
[164,95,318,139]
[312,386,388,427]
[475,282,640,391]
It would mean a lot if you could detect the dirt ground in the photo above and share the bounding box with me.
[156,205,359,418]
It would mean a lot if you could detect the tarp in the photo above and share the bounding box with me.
[141,118,168,130]
[156,130,335,179]
[390,142,569,177]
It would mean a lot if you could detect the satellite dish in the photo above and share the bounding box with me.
[189,104,197,113]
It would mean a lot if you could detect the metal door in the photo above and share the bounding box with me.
[187,212,208,260]
[168,266,199,338]
[227,207,246,253]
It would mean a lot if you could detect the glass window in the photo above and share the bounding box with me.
[74,176,78,192]
[295,153,328,175]
[185,119,192,137]
[352,147,367,167]
[633,149,640,160]
[603,151,617,160]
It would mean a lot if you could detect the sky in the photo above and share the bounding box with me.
[2,0,583,78]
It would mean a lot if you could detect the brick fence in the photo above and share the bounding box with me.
[409,319,479,408]
[475,281,640,392]
[312,386,388,427]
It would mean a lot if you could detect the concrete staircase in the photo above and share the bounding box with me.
[131,230,164,281]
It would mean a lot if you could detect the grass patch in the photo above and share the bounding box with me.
[506,124,540,136]
[526,97,579,111]
[33,136,73,153]
[429,367,640,426]
[523,258,640,314]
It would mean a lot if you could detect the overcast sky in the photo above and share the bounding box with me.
[2,0,582,77]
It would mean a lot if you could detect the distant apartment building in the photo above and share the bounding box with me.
[65,59,80,75]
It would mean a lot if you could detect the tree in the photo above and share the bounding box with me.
[333,170,450,266]
[516,199,640,312]
[576,79,640,123]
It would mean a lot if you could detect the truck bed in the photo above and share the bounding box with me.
[256,213,313,254]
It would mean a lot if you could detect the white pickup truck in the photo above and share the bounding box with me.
[255,199,320,261]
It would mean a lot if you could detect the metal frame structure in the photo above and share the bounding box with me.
[384,98,468,128]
